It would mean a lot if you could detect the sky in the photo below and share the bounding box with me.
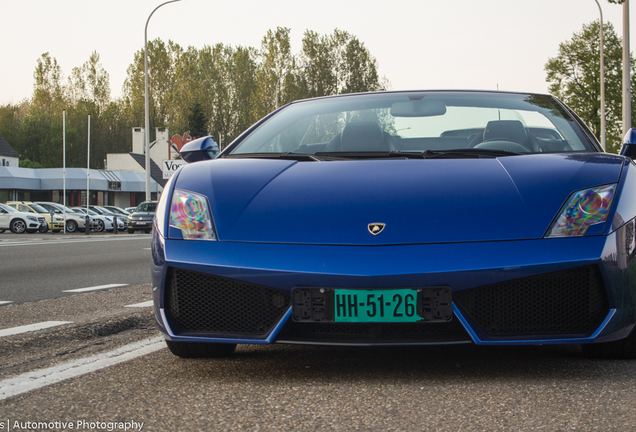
[1,0,634,105]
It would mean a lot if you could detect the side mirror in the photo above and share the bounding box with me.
[620,129,636,159]
[180,136,219,163]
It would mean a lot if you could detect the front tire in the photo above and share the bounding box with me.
[66,220,78,233]
[10,219,27,234]
[39,225,49,233]
[165,341,237,358]
[128,228,135,234]
[94,220,105,232]
[582,327,636,359]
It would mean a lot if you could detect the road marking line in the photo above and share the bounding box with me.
[0,321,73,338]
[0,236,149,247]
[63,284,128,293]
[0,336,165,401]
[0,301,13,306]
[124,300,154,308]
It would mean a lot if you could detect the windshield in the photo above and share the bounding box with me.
[229,91,594,157]
[136,203,157,212]
[38,203,62,213]
[0,203,18,213]
[27,203,49,213]
[105,207,128,215]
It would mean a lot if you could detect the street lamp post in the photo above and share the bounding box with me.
[623,0,631,136]
[595,0,606,150]
[275,64,310,110]
[145,0,183,201]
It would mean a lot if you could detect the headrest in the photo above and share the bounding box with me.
[483,120,527,144]
[340,122,386,152]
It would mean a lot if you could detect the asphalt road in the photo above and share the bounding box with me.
[0,232,152,304]
[1,235,636,431]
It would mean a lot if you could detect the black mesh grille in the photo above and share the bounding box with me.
[165,268,290,336]
[453,265,609,338]
[277,317,470,344]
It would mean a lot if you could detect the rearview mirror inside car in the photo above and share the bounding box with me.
[391,99,446,117]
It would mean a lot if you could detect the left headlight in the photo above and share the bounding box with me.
[169,189,217,240]
[545,184,616,238]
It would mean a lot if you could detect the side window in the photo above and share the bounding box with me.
[18,205,32,213]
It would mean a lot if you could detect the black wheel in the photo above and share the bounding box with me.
[128,228,135,234]
[582,326,636,359]
[94,219,105,232]
[165,341,237,358]
[39,225,49,233]
[144,229,151,234]
[66,220,78,233]
[10,219,27,234]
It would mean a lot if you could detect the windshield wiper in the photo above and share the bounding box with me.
[224,152,323,161]
[315,149,521,160]
[419,148,521,158]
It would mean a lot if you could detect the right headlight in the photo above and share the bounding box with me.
[27,215,38,222]
[545,184,616,238]
[169,189,217,240]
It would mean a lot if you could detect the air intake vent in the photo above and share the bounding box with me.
[454,265,609,338]
[165,268,290,337]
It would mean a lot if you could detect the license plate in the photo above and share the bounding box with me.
[136,222,146,225]
[292,287,452,323]
[335,289,420,323]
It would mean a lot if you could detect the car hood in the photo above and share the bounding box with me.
[174,153,625,245]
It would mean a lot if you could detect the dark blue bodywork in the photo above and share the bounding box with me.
[152,150,636,346]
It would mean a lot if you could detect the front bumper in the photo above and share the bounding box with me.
[152,221,636,346]
[129,220,152,229]
[48,221,64,230]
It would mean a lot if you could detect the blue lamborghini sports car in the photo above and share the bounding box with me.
[151,90,636,359]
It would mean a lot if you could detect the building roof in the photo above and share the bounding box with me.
[0,166,157,192]
[129,152,167,187]
[0,134,19,158]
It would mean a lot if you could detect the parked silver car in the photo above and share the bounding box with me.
[35,202,91,233]
[71,207,112,232]
[89,206,126,231]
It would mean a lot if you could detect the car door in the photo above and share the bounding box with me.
[0,207,9,229]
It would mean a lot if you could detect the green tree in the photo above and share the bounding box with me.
[19,158,43,168]
[545,21,636,153]
[254,27,294,117]
[188,100,208,138]
[300,30,338,98]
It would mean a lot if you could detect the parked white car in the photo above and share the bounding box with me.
[0,203,46,234]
